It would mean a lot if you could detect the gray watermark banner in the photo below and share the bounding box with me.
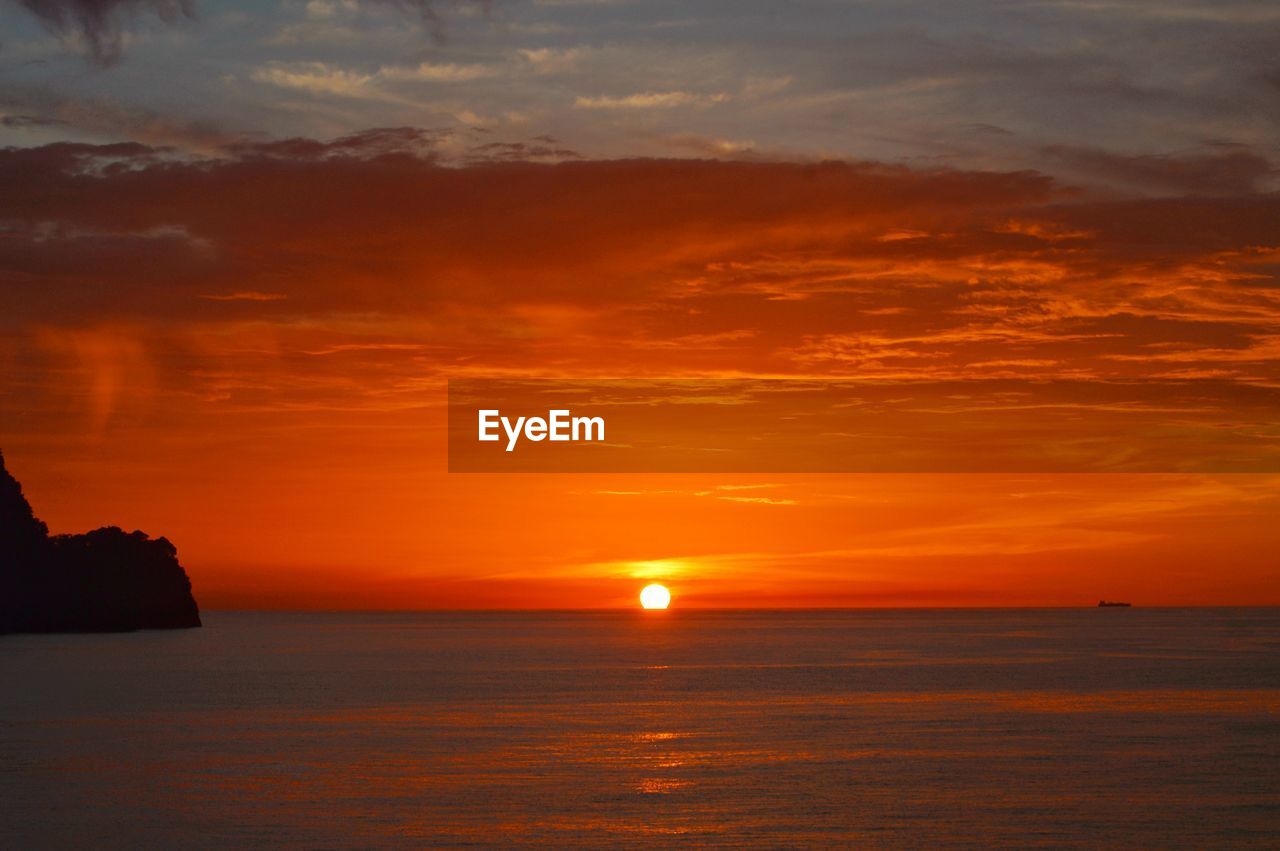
[447,378,1280,473]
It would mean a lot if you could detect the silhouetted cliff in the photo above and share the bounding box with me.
[0,450,201,634]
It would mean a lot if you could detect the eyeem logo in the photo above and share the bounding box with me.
[450,378,1280,473]
[477,409,606,452]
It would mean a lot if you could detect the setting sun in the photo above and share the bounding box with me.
[639,584,671,610]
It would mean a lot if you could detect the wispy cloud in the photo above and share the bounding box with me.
[252,63,377,98]
[380,61,504,83]
[199,291,287,302]
[574,91,728,109]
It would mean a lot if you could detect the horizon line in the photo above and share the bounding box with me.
[197,604,1279,613]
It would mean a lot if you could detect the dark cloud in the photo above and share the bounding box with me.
[1045,145,1276,195]
[13,0,493,64]
[0,134,1056,324]
[1,84,237,151]
[16,0,194,65]
[0,114,68,128]
[0,129,1276,394]
[225,127,446,162]
[466,140,582,163]
[360,0,494,43]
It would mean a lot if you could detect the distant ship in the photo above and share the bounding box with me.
[1097,600,1132,607]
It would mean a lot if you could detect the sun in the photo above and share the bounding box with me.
[639,583,671,610]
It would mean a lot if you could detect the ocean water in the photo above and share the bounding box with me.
[1,609,1277,848]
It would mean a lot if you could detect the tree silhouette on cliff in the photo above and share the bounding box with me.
[0,450,201,634]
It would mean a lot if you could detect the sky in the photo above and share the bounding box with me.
[1,0,1278,607]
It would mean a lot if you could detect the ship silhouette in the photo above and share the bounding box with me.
[1097,600,1132,607]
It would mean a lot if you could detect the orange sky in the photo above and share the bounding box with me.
[1,142,1278,608]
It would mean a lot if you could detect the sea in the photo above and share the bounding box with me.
[1,609,1277,848]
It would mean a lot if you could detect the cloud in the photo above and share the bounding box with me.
[518,46,586,75]
[199,291,288,302]
[657,134,756,157]
[716,496,797,505]
[250,58,506,106]
[574,91,728,109]
[15,0,194,65]
[225,126,444,160]
[357,0,495,43]
[465,140,581,162]
[0,130,1277,432]
[380,61,503,82]
[35,324,155,433]
[1,114,69,129]
[1045,145,1277,195]
[251,63,378,98]
[0,84,240,152]
[13,0,496,64]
